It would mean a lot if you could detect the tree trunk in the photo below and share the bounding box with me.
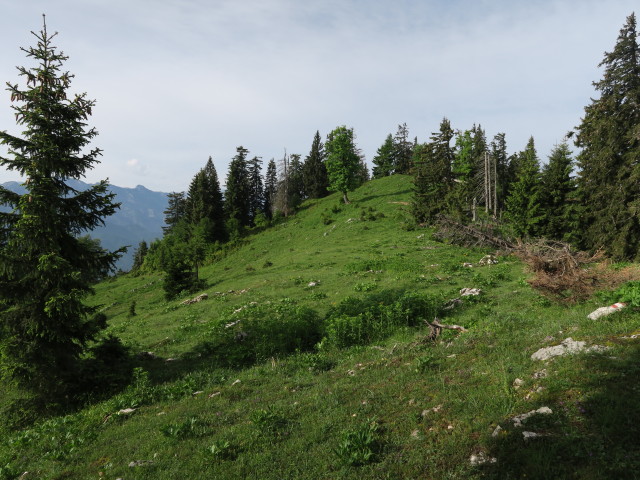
[343,192,350,204]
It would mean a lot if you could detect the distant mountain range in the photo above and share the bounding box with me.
[1,179,168,271]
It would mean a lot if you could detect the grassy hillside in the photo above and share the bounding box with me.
[2,175,640,479]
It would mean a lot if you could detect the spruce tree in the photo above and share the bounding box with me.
[575,13,640,259]
[412,118,454,223]
[163,192,187,235]
[288,153,305,209]
[490,133,509,214]
[303,131,329,198]
[224,146,251,233]
[372,133,395,178]
[264,158,277,218]
[247,156,264,225]
[325,126,361,204]
[393,123,413,174]
[504,137,543,238]
[539,142,577,241]
[0,19,122,393]
[131,240,149,271]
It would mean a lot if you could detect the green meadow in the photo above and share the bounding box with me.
[2,175,639,479]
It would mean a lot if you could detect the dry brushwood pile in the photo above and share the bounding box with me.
[510,240,606,302]
[433,216,640,302]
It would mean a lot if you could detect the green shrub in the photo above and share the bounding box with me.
[598,280,640,306]
[334,418,381,466]
[324,291,441,348]
[205,303,322,367]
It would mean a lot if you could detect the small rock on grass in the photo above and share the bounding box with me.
[470,452,497,466]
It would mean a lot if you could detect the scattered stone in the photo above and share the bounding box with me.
[588,302,626,320]
[531,337,609,361]
[181,293,209,306]
[193,391,204,396]
[470,452,497,466]
[209,391,221,398]
[129,460,153,467]
[460,288,481,296]
[522,431,544,441]
[421,404,443,417]
[157,412,166,416]
[512,378,524,390]
[307,281,319,287]
[346,369,356,376]
[491,425,502,437]
[410,429,421,439]
[118,408,136,415]
[231,379,241,386]
[478,255,498,266]
[511,406,552,427]
[463,262,474,268]
[443,298,463,310]
[532,369,548,379]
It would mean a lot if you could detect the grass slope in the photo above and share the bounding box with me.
[2,175,640,479]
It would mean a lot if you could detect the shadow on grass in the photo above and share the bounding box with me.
[482,340,640,479]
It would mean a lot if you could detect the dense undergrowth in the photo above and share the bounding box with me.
[1,175,640,479]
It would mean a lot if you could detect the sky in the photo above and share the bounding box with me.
[0,0,637,193]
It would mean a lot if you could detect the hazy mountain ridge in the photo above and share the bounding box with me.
[1,179,168,271]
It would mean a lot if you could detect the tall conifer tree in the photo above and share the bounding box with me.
[303,131,329,198]
[0,19,122,393]
[393,123,413,174]
[575,13,640,258]
[539,142,577,241]
[412,118,454,223]
[504,137,542,238]
[372,133,395,178]
[264,158,277,218]
[224,146,251,232]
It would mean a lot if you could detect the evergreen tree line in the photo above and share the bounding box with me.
[135,128,369,298]
[408,13,640,260]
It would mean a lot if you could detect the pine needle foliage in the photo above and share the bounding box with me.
[0,18,122,394]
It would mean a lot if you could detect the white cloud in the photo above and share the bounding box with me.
[1,0,638,190]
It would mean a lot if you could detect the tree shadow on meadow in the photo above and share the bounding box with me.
[481,340,640,480]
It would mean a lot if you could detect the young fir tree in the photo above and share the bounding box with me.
[393,123,413,174]
[224,146,251,234]
[247,156,264,225]
[263,158,278,218]
[372,133,395,178]
[131,240,149,271]
[302,131,329,198]
[504,137,543,238]
[490,132,510,214]
[325,126,361,204]
[288,153,305,208]
[0,19,122,393]
[202,156,226,242]
[412,118,455,223]
[162,191,187,235]
[575,13,640,259]
[539,142,577,241]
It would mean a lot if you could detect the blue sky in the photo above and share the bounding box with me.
[0,0,637,192]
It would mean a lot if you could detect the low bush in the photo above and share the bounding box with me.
[205,303,323,367]
[324,290,441,348]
